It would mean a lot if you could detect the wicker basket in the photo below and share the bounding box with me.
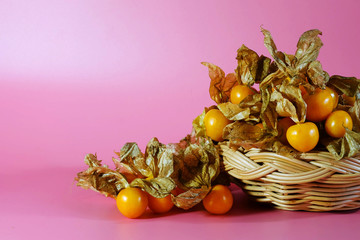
[220,142,360,212]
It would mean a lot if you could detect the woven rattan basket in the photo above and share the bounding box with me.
[220,142,360,212]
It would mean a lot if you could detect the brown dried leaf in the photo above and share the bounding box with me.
[117,138,175,180]
[349,98,360,132]
[171,186,210,210]
[144,138,175,178]
[172,136,220,190]
[223,121,273,150]
[130,177,176,198]
[75,154,129,198]
[325,129,360,160]
[259,69,286,91]
[270,84,306,123]
[261,28,290,75]
[236,45,259,85]
[295,29,323,72]
[119,142,152,178]
[270,90,297,118]
[271,141,300,159]
[238,93,263,114]
[217,102,251,121]
[219,94,260,132]
[112,158,140,183]
[262,28,324,83]
[235,44,276,86]
[307,60,329,88]
[192,109,207,138]
[84,138,176,199]
[256,55,277,82]
[83,153,102,167]
[327,75,360,97]
[202,62,238,104]
[260,101,278,132]
[77,133,220,206]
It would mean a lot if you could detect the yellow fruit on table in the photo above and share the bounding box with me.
[147,194,174,214]
[116,188,148,219]
[203,185,233,214]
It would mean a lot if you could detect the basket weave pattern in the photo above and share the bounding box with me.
[220,143,360,211]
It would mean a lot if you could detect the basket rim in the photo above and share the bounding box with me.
[220,142,360,184]
[220,143,360,212]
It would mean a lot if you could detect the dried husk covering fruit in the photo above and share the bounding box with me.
[76,28,360,211]
[197,27,360,160]
[76,134,221,210]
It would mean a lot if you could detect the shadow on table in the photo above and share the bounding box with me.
[140,184,358,223]
[4,166,357,224]
[136,186,277,222]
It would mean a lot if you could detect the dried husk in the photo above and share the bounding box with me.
[260,101,278,133]
[270,90,297,118]
[235,45,274,85]
[261,28,292,75]
[295,29,323,73]
[307,61,329,88]
[76,134,221,209]
[77,27,360,212]
[130,177,175,198]
[171,186,210,210]
[325,129,360,160]
[114,138,177,198]
[144,138,175,179]
[218,28,360,159]
[272,82,306,123]
[75,154,129,198]
[192,109,207,138]
[257,55,277,82]
[223,121,276,150]
[264,28,360,159]
[261,28,326,89]
[112,157,140,182]
[76,139,177,199]
[172,135,220,190]
[349,98,360,132]
[117,142,151,178]
[202,62,238,104]
[218,93,262,122]
[236,44,259,85]
[218,102,251,121]
[327,75,360,97]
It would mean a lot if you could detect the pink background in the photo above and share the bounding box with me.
[1,0,360,239]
